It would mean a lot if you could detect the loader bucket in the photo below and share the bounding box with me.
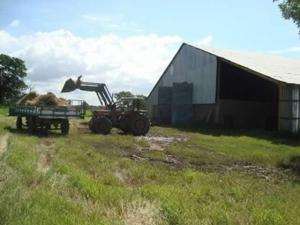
[61,78,77,93]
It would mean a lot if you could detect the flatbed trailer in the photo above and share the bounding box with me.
[9,100,85,135]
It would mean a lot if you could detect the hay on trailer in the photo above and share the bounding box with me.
[18,92,70,107]
[57,98,71,107]
[16,92,38,105]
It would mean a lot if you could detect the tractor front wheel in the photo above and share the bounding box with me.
[93,117,112,135]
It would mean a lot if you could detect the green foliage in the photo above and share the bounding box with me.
[275,0,300,32]
[0,54,28,104]
[0,105,8,116]
[114,91,147,110]
[114,91,134,101]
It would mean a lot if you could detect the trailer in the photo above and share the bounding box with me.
[9,100,85,135]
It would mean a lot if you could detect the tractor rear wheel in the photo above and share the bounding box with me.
[16,116,22,130]
[93,117,112,135]
[130,115,150,136]
[61,120,69,135]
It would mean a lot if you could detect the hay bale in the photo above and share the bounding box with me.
[16,92,39,105]
[57,98,70,107]
[22,92,70,107]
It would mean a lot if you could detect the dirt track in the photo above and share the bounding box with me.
[0,134,9,155]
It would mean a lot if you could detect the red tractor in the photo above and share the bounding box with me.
[61,76,150,136]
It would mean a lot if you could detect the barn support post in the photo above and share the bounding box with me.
[279,84,300,133]
[292,85,299,133]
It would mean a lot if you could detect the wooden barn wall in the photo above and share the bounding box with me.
[147,44,217,119]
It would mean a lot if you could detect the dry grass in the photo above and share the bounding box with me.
[121,199,165,225]
[0,133,9,155]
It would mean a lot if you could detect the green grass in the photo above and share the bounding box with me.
[0,113,299,225]
[0,106,8,116]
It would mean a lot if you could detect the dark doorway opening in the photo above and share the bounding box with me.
[218,60,278,130]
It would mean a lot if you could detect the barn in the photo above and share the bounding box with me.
[147,43,300,133]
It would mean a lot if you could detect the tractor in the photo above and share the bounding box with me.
[61,76,150,136]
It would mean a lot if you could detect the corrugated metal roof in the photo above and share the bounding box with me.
[186,43,300,85]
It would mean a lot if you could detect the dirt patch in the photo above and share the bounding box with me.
[190,160,296,182]
[136,135,188,151]
[130,153,184,169]
[121,199,164,225]
[36,139,54,173]
[0,134,9,155]
[37,153,52,173]
[131,136,295,181]
[41,139,54,147]
[279,155,300,175]
[73,121,91,134]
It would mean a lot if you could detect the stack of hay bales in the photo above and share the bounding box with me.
[17,92,70,107]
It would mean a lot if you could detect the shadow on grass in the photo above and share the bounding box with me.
[156,123,300,147]
[79,119,300,148]
[279,155,300,176]
[4,126,64,138]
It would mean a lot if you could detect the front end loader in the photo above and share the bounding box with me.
[61,76,150,136]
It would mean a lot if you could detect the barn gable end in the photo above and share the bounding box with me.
[147,43,300,133]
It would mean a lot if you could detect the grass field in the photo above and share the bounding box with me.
[0,108,299,225]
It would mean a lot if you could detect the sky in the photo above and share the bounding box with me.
[0,0,299,104]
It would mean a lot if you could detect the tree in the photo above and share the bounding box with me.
[275,0,300,32]
[114,91,147,110]
[135,94,147,110]
[114,91,134,101]
[0,54,27,104]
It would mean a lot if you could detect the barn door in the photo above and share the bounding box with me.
[172,82,193,124]
[157,87,172,124]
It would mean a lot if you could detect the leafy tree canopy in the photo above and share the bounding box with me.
[114,91,147,110]
[0,54,28,104]
[275,0,300,32]
[114,91,134,101]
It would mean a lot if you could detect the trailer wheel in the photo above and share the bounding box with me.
[93,117,112,135]
[61,120,69,135]
[27,117,36,134]
[16,116,22,130]
[130,115,150,136]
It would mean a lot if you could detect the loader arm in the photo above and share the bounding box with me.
[61,76,114,107]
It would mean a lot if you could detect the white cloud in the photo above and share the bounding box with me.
[195,35,213,47]
[269,46,300,54]
[0,29,182,104]
[9,19,20,27]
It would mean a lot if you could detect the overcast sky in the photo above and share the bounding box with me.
[0,0,299,104]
